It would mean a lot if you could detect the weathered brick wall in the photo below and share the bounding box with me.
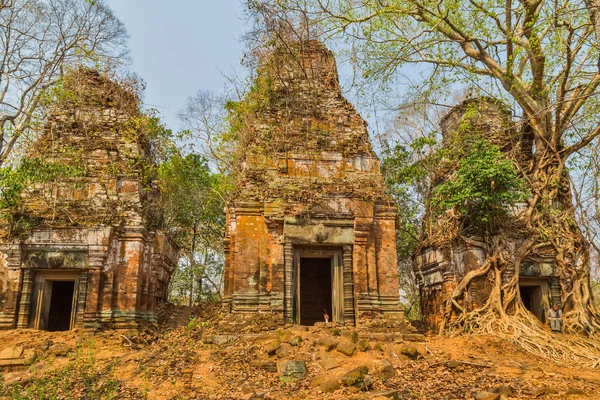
[224,41,409,329]
[0,69,177,330]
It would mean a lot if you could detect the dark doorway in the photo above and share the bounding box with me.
[520,284,546,323]
[299,258,331,325]
[520,286,533,312]
[47,281,75,331]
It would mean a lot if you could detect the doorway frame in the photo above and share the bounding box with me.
[519,277,551,323]
[30,271,80,330]
[292,246,344,325]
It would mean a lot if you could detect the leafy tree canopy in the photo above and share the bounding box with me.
[431,140,529,227]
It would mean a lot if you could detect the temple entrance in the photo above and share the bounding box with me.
[519,278,550,323]
[293,247,344,325]
[30,271,80,331]
[47,281,75,331]
[299,258,332,325]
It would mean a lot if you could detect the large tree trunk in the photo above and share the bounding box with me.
[585,0,600,51]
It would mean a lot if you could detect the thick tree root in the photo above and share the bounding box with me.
[444,308,600,368]
[439,236,600,368]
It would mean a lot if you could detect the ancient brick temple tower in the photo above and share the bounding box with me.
[223,41,405,327]
[0,69,177,330]
[414,98,562,330]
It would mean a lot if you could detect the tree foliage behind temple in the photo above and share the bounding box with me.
[158,152,227,305]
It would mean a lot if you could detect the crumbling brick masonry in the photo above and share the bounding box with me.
[0,70,177,330]
[223,41,408,327]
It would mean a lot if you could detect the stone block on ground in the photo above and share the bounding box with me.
[402,334,426,342]
[472,391,500,400]
[51,344,72,357]
[400,345,419,360]
[340,330,358,343]
[265,340,281,356]
[213,335,234,345]
[250,360,277,372]
[356,339,370,352]
[289,336,303,346]
[369,391,400,400]
[0,358,25,367]
[277,360,307,382]
[447,360,462,370]
[336,341,355,356]
[276,343,293,358]
[491,385,513,396]
[0,347,23,360]
[320,377,341,393]
[531,387,551,397]
[275,329,293,343]
[36,340,52,352]
[240,392,265,400]
[317,353,339,370]
[289,325,309,332]
[317,337,339,351]
[23,349,36,365]
[341,365,372,390]
[328,328,341,336]
[372,359,396,380]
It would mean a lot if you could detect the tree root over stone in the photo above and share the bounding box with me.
[438,235,600,368]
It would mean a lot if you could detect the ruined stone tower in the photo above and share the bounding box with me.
[414,98,562,330]
[0,69,177,330]
[223,41,406,327]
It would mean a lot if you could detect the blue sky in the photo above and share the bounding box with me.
[105,0,248,132]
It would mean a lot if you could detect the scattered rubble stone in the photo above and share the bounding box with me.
[317,354,339,370]
[403,334,426,342]
[336,341,356,356]
[372,359,396,380]
[51,344,72,357]
[341,330,358,343]
[492,385,513,396]
[356,339,370,352]
[532,387,551,397]
[240,392,265,400]
[275,343,293,358]
[265,340,281,356]
[363,374,374,387]
[319,377,341,393]
[289,336,303,346]
[23,349,36,365]
[277,360,307,382]
[275,329,293,343]
[36,340,52,352]
[369,390,400,400]
[250,360,277,372]
[400,345,419,359]
[341,365,373,390]
[317,337,339,351]
[213,335,234,345]
[472,391,500,400]
[447,360,463,370]
[328,328,341,337]
[0,347,23,360]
